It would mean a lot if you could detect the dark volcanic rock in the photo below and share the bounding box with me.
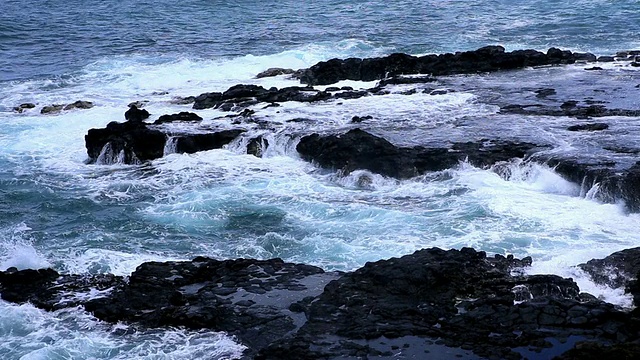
[83,257,338,351]
[13,102,36,113]
[172,129,245,154]
[296,129,542,179]
[85,121,166,164]
[567,123,609,131]
[578,247,640,290]
[543,159,640,212]
[40,104,64,114]
[256,68,297,78]
[299,46,581,85]
[3,248,640,359]
[64,100,94,110]
[257,248,634,360]
[153,111,203,125]
[124,105,150,122]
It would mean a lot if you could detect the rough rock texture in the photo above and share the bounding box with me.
[124,105,150,122]
[171,129,245,154]
[153,111,203,125]
[192,85,334,110]
[85,120,166,164]
[298,46,586,85]
[64,100,94,110]
[543,159,640,212]
[13,103,36,113]
[296,129,543,179]
[579,247,640,289]
[3,248,640,359]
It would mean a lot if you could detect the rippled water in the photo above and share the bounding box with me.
[1,0,640,358]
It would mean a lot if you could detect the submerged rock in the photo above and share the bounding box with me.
[567,123,609,131]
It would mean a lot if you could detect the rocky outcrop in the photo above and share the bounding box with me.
[2,248,639,359]
[153,111,203,125]
[296,129,543,179]
[124,104,150,122]
[192,85,334,110]
[500,104,640,118]
[579,247,640,289]
[12,103,35,113]
[85,120,166,164]
[298,46,591,85]
[170,129,245,154]
[543,159,640,212]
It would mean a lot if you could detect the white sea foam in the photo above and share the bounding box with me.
[0,224,50,271]
[0,302,246,360]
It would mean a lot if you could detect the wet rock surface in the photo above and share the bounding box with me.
[298,46,586,85]
[296,128,544,179]
[2,248,640,359]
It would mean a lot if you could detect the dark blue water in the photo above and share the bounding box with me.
[2,0,639,81]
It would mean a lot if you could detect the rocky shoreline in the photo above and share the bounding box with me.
[2,247,640,359]
[75,45,640,212]
[6,46,640,358]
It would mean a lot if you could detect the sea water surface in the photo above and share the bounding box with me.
[1,0,640,358]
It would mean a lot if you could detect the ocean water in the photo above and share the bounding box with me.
[1,0,640,358]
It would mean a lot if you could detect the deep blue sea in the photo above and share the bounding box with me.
[1,0,640,358]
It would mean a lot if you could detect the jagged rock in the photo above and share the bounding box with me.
[171,129,245,154]
[85,121,166,164]
[124,105,150,122]
[192,92,223,109]
[247,136,269,157]
[578,247,640,290]
[13,103,36,113]
[554,342,640,360]
[40,104,64,114]
[153,112,203,125]
[257,248,632,359]
[64,100,94,110]
[299,46,582,85]
[2,248,640,359]
[296,129,542,179]
[256,68,296,78]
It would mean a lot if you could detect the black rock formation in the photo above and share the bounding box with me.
[2,248,640,359]
[298,46,588,85]
[296,129,542,179]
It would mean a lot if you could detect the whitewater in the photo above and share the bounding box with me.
[1,0,640,358]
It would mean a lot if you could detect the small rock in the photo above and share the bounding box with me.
[585,67,603,71]
[64,100,94,110]
[124,105,150,122]
[128,100,148,108]
[256,68,296,78]
[170,96,195,105]
[597,56,615,62]
[567,123,609,132]
[351,115,373,123]
[40,104,64,114]
[13,103,36,113]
